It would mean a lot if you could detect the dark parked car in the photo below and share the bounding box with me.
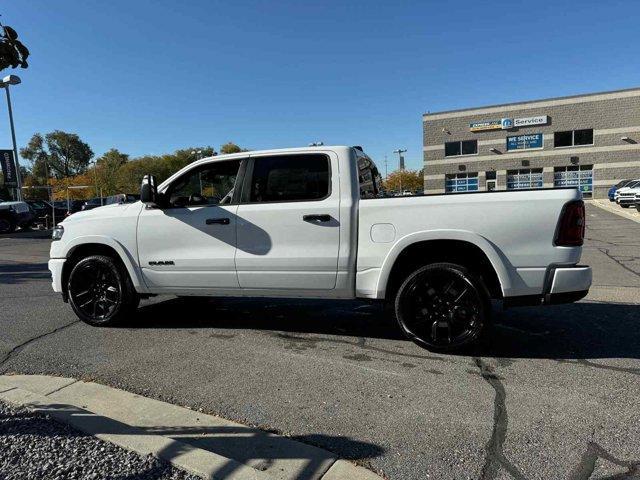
[608,179,633,202]
[26,200,67,225]
[81,197,106,211]
[105,193,140,205]
[54,199,84,215]
[0,201,35,233]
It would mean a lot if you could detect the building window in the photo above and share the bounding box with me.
[506,168,543,190]
[445,172,478,193]
[445,140,477,157]
[554,129,593,147]
[554,165,593,197]
[486,170,496,180]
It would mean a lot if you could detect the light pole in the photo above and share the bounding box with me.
[0,75,22,201]
[393,148,407,193]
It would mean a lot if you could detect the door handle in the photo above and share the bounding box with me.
[206,217,230,225]
[303,214,331,223]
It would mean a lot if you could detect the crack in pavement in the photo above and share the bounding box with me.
[568,441,640,480]
[0,320,81,372]
[474,357,528,480]
[597,247,640,279]
[556,358,640,378]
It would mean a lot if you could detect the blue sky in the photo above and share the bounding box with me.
[2,0,639,171]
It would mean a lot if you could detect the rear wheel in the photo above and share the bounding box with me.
[67,255,139,326]
[394,263,490,351]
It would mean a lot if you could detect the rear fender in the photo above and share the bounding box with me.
[375,229,512,299]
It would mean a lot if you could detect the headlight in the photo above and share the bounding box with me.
[52,225,64,240]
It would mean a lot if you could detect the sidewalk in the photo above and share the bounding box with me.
[589,198,640,224]
[0,375,383,480]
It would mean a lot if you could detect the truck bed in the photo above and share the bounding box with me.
[355,188,584,299]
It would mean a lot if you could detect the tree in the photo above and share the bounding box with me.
[220,142,247,154]
[0,23,29,72]
[383,169,423,193]
[94,149,129,196]
[21,130,94,179]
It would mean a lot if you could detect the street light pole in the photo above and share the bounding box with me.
[1,75,22,201]
[393,148,407,194]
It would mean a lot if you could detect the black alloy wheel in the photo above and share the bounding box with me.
[68,255,138,326]
[394,263,490,351]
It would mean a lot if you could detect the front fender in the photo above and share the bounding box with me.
[56,235,147,292]
[375,229,512,299]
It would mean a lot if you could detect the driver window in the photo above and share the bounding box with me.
[167,160,241,207]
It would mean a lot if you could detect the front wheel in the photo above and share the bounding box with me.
[68,255,139,326]
[0,216,16,234]
[394,263,491,351]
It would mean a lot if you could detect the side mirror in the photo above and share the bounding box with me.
[140,174,158,205]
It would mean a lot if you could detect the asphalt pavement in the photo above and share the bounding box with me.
[1,203,639,480]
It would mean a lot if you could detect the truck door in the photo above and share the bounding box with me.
[235,152,340,290]
[137,159,243,290]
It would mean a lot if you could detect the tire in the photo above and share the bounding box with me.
[0,216,16,234]
[621,204,630,208]
[393,262,491,352]
[67,255,139,327]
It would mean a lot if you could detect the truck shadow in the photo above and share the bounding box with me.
[132,297,640,361]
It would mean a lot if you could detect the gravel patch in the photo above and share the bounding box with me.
[0,400,202,480]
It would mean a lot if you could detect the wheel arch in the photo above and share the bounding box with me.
[61,236,146,299]
[377,230,510,301]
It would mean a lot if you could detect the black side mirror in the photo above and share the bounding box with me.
[140,174,158,205]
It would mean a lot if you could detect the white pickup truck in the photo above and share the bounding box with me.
[49,146,592,351]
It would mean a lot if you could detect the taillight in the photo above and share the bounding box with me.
[555,200,585,247]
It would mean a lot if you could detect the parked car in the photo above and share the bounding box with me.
[608,179,634,202]
[0,201,35,233]
[49,146,591,351]
[54,199,85,215]
[635,192,640,212]
[105,193,140,205]
[81,197,106,211]
[615,180,640,208]
[26,200,67,225]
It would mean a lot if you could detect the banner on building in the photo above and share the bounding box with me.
[0,149,17,187]
[506,133,543,151]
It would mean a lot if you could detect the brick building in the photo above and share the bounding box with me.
[423,87,640,198]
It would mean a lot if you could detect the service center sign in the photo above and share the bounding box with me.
[513,115,548,128]
[470,115,549,131]
[469,119,502,132]
[507,133,543,151]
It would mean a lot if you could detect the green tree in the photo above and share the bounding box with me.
[220,142,246,154]
[383,169,423,193]
[95,148,129,196]
[21,130,94,178]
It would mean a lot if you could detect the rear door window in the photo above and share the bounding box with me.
[248,154,330,203]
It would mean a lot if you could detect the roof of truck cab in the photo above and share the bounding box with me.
[158,146,354,191]
[191,145,353,164]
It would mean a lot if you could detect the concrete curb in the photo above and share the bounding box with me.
[589,199,640,224]
[0,375,383,480]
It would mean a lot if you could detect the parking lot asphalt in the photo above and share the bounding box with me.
[1,203,639,480]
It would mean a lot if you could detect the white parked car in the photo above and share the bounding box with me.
[49,146,592,351]
[615,179,640,207]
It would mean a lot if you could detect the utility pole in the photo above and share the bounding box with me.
[384,155,388,180]
[393,148,407,194]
